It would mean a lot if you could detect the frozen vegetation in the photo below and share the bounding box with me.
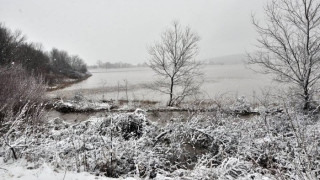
[1,95,320,179]
[52,94,112,113]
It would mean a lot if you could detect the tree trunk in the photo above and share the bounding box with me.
[10,147,17,159]
[303,87,310,110]
[168,77,174,106]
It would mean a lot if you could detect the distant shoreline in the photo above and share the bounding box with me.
[47,73,92,92]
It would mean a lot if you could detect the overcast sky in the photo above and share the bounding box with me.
[0,0,266,65]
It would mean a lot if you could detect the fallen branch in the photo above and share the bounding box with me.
[153,130,172,147]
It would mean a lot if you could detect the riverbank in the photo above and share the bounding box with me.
[47,73,92,91]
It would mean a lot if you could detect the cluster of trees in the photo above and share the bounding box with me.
[49,48,88,78]
[0,23,89,135]
[0,23,88,84]
[90,60,148,69]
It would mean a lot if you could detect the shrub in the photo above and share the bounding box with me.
[0,65,46,128]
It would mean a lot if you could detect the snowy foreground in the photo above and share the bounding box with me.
[0,157,270,180]
[1,97,320,179]
[0,157,136,180]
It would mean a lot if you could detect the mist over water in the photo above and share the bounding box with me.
[52,64,278,103]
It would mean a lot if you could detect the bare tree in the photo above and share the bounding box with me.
[0,23,25,65]
[69,55,87,73]
[148,22,203,106]
[249,0,320,110]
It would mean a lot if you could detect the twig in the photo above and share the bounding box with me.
[153,130,171,147]
[0,167,9,171]
[62,168,67,180]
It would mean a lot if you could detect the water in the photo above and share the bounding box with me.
[50,64,279,103]
[65,67,155,90]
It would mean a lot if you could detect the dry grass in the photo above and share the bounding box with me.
[47,74,91,92]
[0,65,45,115]
[0,64,46,135]
[117,99,159,106]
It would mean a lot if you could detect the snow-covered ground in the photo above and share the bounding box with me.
[0,158,136,180]
[1,96,320,179]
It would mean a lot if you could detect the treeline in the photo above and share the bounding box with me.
[0,23,89,85]
[89,60,148,69]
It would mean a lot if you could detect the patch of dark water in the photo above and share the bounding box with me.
[46,109,193,125]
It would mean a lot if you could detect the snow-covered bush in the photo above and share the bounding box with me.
[1,104,320,179]
[0,109,154,178]
[53,94,111,113]
[229,96,251,114]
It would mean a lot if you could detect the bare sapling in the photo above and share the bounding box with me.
[148,21,203,106]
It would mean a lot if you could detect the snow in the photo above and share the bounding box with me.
[1,97,320,179]
[254,135,273,144]
[53,96,112,112]
[0,158,137,180]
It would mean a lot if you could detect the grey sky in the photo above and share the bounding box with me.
[0,0,266,65]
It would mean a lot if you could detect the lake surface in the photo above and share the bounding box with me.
[50,64,280,103]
